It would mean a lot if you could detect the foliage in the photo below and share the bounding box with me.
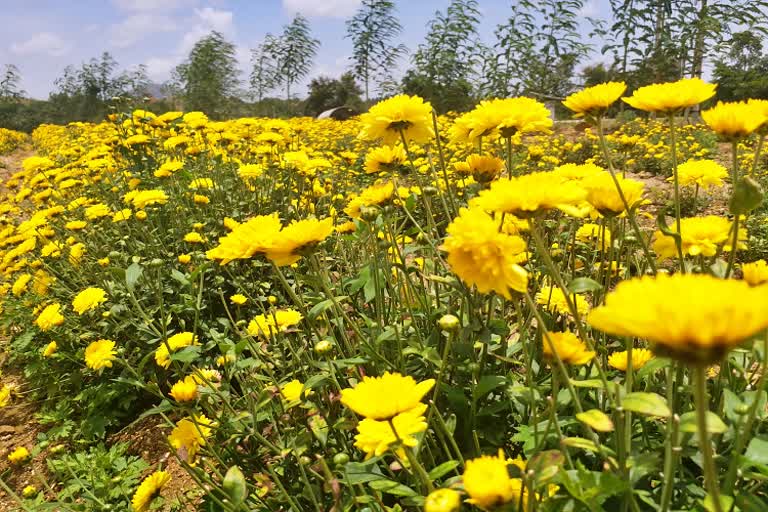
[713,31,768,101]
[304,72,364,116]
[173,31,240,118]
[249,34,282,102]
[345,0,408,100]
[0,64,24,102]
[274,14,321,99]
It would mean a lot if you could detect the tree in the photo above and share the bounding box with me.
[485,0,591,99]
[403,0,485,112]
[173,31,240,117]
[275,15,320,100]
[304,72,363,116]
[713,31,768,101]
[0,64,24,101]
[345,0,407,100]
[250,34,282,102]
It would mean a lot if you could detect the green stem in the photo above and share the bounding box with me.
[668,114,686,271]
[726,141,741,279]
[694,366,724,512]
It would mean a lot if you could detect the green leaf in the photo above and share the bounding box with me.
[635,357,669,379]
[570,379,606,389]
[567,277,602,293]
[473,375,507,402]
[169,345,201,364]
[562,437,599,453]
[656,212,681,242]
[679,411,728,434]
[744,437,768,466]
[368,479,418,497]
[308,297,348,319]
[223,466,248,505]
[427,461,459,480]
[577,409,615,432]
[344,461,384,485]
[621,392,671,418]
[528,450,564,483]
[170,269,190,286]
[125,262,143,291]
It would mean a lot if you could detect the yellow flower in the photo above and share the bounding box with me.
[466,154,504,183]
[184,232,205,243]
[463,450,527,510]
[42,340,57,357]
[608,348,655,371]
[702,101,768,138]
[424,488,461,512]
[206,214,282,265]
[536,285,590,316]
[66,220,87,230]
[563,82,627,116]
[247,308,303,338]
[11,273,31,296]
[189,177,214,190]
[588,273,768,364]
[359,94,434,145]
[441,207,529,299]
[230,294,247,305]
[35,303,64,331]
[131,470,171,512]
[471,171,587,218]
[364,145,406,174]
[21,485,37,498]
[168,415,213,463]
[0,385,11,407]
[341,371,435,420]
[170,376,199,402]
[194,194,210,204]
[673,159,727,190]
[72,287,107,315]
[8,446,29,464]
[576,223,611,246]
[622,78,716,113]
[743,260,768,286]
[652,215,745,259]
[280,379,304,402]
[582,171,645,215]
[542,331,595,365]
[450,97,552,143]
[265,217,334,266]
[178,253,191,264]
[130,189,168,209]
[155,332,198,368]
[354,403,428,459]
[85,339,117,370]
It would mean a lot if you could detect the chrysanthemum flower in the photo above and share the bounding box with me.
[341,372,434,420]
[131,470,171,512]
[265,217,334,266]
[359,95,434,145]
[551,162,605,182]
[344,181,395,218]
[672,159,727,190]
[608,348,654,371]
[471,171,588,218]
[247,308,303,338]
[742,259,768,286]
[206,214,282,265]
[702,101,768,139]
[35,303,64,331]
[425,488,461,512]
[622,78,716,113]
[7,446,29,464]
[588,273,768,364]
[542,331,595,365]
[65,220,87,230]
[130,190,168,209]
[466,154,504,183]
[582,171,645,215]
[11,273,31,296]
[563,81,627,116]
[463,450,527,510]
[170,376,198,402]
[364,145,406,174]
[42,341,57,358]
[450,97,552,143]
[576,223,611,245]
[184,232,205,243]
[652,215,745,260]
[155,332,198,368]
[280,379,304,402]
[536,285,590,316]
[72,287,107,315]
[441,207,529,299]
[230,294,247,305]
[354,403,428,459]
[168,415,213,463]
[85,339,117,370]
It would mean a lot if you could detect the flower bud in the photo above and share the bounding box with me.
[314,339,334,354]
[424,488,461,512]
[438,314,460,332]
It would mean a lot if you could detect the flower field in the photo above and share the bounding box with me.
[1,81,768,512]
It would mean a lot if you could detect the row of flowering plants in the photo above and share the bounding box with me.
[0,80,767,511]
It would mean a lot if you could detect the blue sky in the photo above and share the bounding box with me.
[0,0,609,99]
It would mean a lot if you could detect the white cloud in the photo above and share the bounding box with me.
[145,56,181,82]
[109,14,178,48]
[178,7,235,54]
[112,0,189,12]
[10,32,71,57]
[579,0,599,17]
[282,0,361,18]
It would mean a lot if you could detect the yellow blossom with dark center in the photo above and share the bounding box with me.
[359,95,434,145]
[563,81,627,116]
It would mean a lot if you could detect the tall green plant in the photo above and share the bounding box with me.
[275,15,320,100]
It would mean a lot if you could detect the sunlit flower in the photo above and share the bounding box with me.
[702,101,768,139]
[230,294,247,305]
[542,331,595,365]
[673,159,727,190]
[206,214,282,265]
[170,376,199,402]
[589,273,768,364]
[353,403,428,459]
[743,260,768,286]
[85,339,117,370]
[622,78,716,113]
[441,207,528,298]
[265,217,334,266]
[424,488,461,512]
[42,340,58,358]
[131,470,171,512]
[451,97,552,143]
[155,332,198,368]
[35,303,64,331]
[7,446,29,464]
[608,348,655,371]
[465,154,504,183]
[280,379,304,402]
[536,285,590,316]
[563,82,627,116]
[463,450,527,510]
[582,171,644,215]
[364,145,406,174]
[652,215,745,259]
[168,414,213,463]
[341,372,434,420]
[359,94,434,145]
[72,287,107,315]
